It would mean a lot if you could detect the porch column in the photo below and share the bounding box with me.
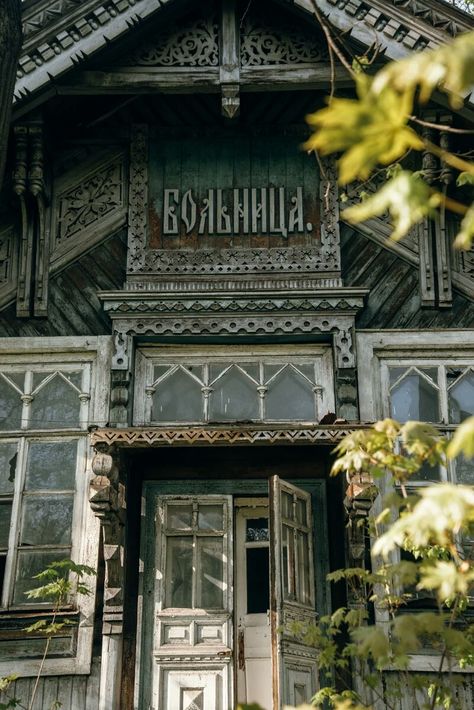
[90,445,126,710]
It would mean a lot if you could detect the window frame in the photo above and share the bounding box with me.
[0,336,111,678]
[133,344,335,426]
[356,330,474,672]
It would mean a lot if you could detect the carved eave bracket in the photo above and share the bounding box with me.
[344,471,379,564]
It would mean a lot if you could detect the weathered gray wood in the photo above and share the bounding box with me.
[0,0,21,188]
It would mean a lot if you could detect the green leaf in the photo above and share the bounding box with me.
[305,80,423,184]
[447,416,474,459]
[342,172,441,241]
[454,204,474,250]
[456,172,474,187]
[371,30,474,108]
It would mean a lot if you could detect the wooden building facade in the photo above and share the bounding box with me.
[0,0,473,708]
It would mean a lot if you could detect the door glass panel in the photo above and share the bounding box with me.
[152,370,202,422]
[31,375,80,429]
[246,518,269,542]
[448,371,474,423]
[297,530,311,605]
[25,440,77,490]
[281,491,293,520]
[196,537,224,609]
[266,367,315,421]
[167,504,193,530]
[198,504,223,531]
[20,495,74,546]
[209,366,259,421]
[0,378,22,430]
[0,442,17,494]
[0,502,12,548]
[246,547,269,613]
[281,524,291,600]
[296,498,307,526]
[390,372,439,422]
[166,537,193,608]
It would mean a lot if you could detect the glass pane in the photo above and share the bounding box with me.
[281,524,294,600]
[152,370,202,422]
[166,537,193,608]
[297,530,311,605]
[264,364,284,380]
[412,461,440,482]
[389,367,408,386]
[208,366,259,421]
[0,442,18,494]
[20,495,73,546]
[209,363,230,382]
[196,537,224,609]
[281,491,293,520]
[0,377,22,430]
[238,364,259,381]
[13,550,68,605]
[246,518,269,542]
[0,501,12,548]
[390,373,439,422]
[246,547,269,613]
[296,498,307,526]
[167,504,193,530]
[25,440,77,490]
[449,372,474,424]
[31,375,80,429]
[153,365,172,382]
[266,367,315,421]
[447,367,465,387]
[198,504,223,531]
[453,454,472,485]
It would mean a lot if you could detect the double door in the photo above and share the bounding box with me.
[138,477,320,710]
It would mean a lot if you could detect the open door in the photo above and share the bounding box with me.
[269,476,319,708]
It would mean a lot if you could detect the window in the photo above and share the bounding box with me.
[0,338,110,676]
[381,360,474,484]
[134,345,334,425]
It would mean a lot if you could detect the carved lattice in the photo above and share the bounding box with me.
[241,11,328,65]
[55,159,124,243]
[125,17,219,67]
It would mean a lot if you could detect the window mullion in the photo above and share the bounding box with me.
[21,371,33,430]
[438,364,449,425]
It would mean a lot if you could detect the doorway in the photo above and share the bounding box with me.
[136,474,328,710]
[235,498,272,709]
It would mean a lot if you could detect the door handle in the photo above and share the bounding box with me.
[238,627,245,670]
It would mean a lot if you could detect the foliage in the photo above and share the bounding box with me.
[0,560,95,710]
[238,417,474,710]
[305,31,474,246]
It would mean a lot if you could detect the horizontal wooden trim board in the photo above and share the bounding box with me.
[90,423,368,447]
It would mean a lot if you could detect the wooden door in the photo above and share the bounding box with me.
[269,476,319,708]
[149,495,234,710]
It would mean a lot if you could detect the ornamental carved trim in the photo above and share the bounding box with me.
[143,245,339,274]
[0,224,18,303]
[54,156,125,247]
[125,16,219,67]
[90,424,367,449]
[241,12,328,65]
[110,314,355,368]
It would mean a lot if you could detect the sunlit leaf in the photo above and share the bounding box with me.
[454,204,474,250]
[342,172,441,240]
[371,30,474,107]
[305,79,423,184]
[447,416,474,459]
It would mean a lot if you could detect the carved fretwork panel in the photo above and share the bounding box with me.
[51,151,127,269]
[125,14,219,67]
[240,5,329,66]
